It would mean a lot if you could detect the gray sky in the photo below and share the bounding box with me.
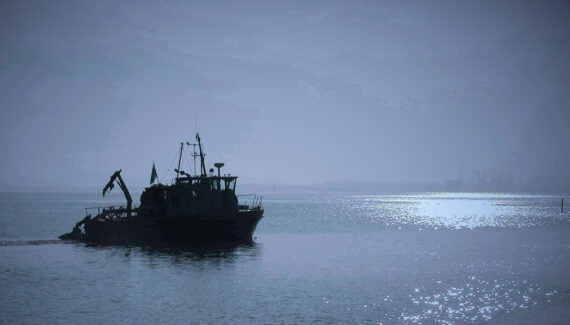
[1,0,569,188]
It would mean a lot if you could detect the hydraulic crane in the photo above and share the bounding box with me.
[102,169,132,217]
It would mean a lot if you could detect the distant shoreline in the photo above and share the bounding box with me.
[1,182,568,196]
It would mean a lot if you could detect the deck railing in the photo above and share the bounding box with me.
[84,206,137,219]
[237,194,263,210]
[85,195,263,217]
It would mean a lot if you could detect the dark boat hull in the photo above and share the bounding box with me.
[82,209,264,245]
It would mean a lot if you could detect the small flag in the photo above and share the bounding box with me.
[150,162,158,184]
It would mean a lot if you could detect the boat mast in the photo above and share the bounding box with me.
[176,142,183,179]
[190,143,198,176]
[196,133,207,176]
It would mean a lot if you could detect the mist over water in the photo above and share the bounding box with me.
[1,191,570,324]
[1,0,570,188]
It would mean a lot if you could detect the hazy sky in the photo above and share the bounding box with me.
[1,0,569,188]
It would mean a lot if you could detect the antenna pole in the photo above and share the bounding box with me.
[176,142,183,179]
[191,143,198,176]
[196,133,207,176]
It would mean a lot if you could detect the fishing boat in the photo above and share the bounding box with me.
[60,132,264,245]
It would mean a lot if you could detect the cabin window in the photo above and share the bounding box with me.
[163,190,167,200]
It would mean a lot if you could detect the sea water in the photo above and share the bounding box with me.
[1,191,569,324]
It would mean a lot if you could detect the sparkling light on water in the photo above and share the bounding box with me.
[337,193,568,230]
[1,192,569,324]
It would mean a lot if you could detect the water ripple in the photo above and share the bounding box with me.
[399,277,555,323]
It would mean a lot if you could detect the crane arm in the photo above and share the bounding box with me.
[102,169,133,217]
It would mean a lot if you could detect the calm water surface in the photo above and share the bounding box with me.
[1,191,569,324]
